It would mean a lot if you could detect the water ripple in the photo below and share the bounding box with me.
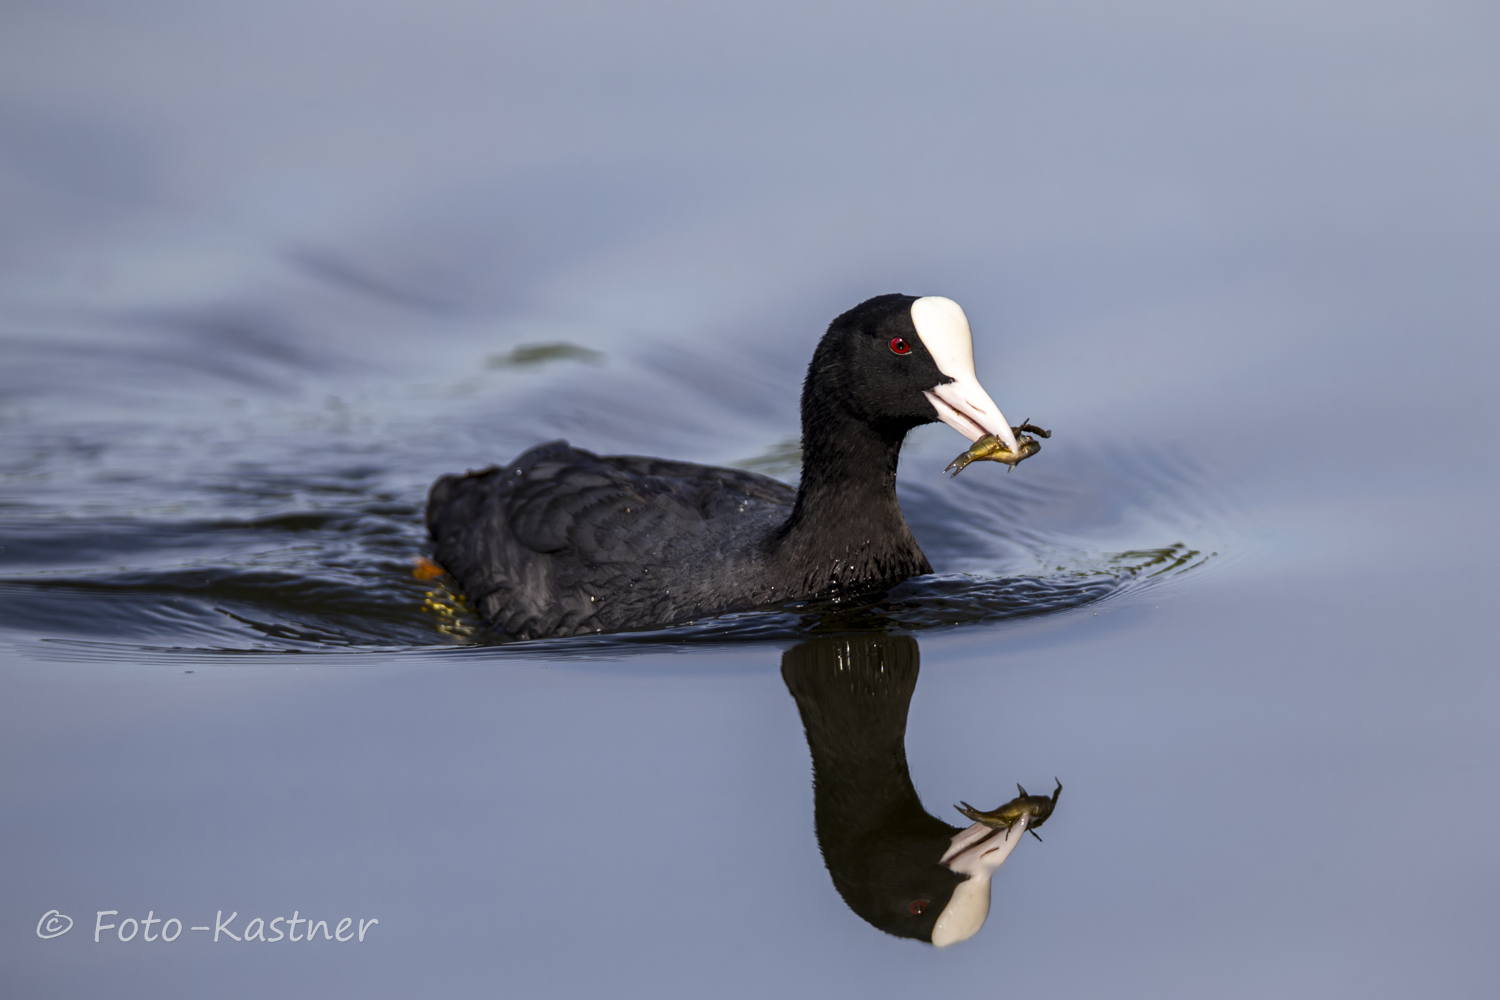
[0,300,1229,658]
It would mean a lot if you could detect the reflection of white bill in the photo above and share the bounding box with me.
[931,815,1030,948]
[36,910,74,939]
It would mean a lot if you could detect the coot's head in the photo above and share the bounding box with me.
[810,814,1026,947]
[806,294,1021,453]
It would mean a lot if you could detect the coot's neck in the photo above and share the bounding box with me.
[773,399,931,596]
[794,644,933,849]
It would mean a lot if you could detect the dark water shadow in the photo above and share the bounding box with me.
[782,632,1049,946]
[2,539,1207,660]
[0,442,1213,658]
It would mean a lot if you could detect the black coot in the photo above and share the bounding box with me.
[782,634,1029,946]
[426,294,1021,639]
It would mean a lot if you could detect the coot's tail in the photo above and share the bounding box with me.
[425,440,579,631]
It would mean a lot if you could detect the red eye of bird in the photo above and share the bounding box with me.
[890,337,912,355]
[908,899,929,916]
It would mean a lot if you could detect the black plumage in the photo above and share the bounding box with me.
[781,634,965,942]
[427,293,962,639]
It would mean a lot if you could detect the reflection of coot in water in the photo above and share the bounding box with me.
[426,295,1023,639]
[782,634,1031,946]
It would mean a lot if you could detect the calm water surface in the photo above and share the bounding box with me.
[2,2,1498,996]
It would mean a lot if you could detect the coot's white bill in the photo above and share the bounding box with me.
[911,296,1020,454]
[930,813,1030,948]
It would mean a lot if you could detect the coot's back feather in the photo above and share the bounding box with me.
[427,440,798,638]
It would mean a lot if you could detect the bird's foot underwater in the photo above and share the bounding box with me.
[413,557,480,640]
[944,420,1052,477]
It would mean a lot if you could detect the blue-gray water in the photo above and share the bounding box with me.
[2,1,1497,995]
